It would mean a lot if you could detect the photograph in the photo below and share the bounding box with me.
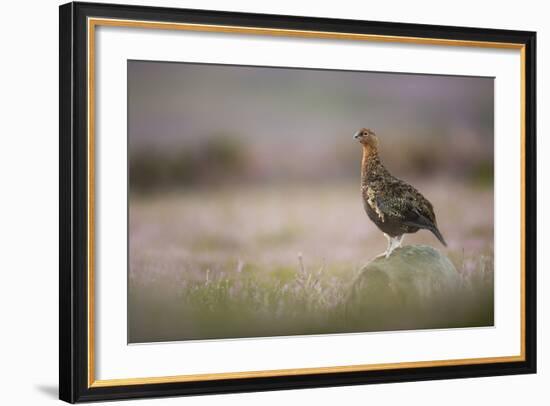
[127,61,495,343]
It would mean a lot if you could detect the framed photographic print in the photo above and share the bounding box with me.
[59,1,537,403]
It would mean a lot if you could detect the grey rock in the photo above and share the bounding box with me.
[345,245,486,331]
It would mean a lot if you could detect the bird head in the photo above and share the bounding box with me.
[353,128,379,150]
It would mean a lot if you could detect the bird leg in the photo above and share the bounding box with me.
[384,234,404,258]
[397,234,405,247]
[374,233,391,259]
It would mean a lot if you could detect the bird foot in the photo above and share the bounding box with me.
[374,247,396,259]
[380,234,404,259]
[386,248,399,258]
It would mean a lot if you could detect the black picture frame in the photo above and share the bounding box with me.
[59,1,537,403]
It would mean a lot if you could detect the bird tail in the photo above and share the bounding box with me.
[429,226,447,247]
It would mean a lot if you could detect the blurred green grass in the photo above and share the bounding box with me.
[129,250,493,342]
[128,181,493,343]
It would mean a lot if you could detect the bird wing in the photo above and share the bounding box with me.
[373,179,437,226]
[375,195,426,223]
[374,191,447,246]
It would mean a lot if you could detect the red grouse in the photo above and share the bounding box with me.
[354,128,446,258]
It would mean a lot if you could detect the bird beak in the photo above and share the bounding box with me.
[353,131,361,139]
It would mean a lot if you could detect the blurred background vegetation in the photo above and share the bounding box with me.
[128,61,493,193]
[128,60,494,343]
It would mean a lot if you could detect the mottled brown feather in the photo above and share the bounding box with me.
[356,129,446,246]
